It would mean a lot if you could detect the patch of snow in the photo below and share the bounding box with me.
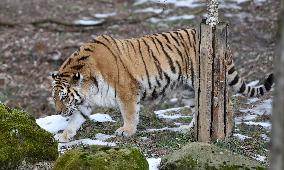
[169,98,178,103]
[247,97,260,104]
[252,154,266,162]
[245,121,271,129]
[74,18,104,25]
[134,0,204,8]
[232,0,250,3]
[154,106,192,119]
[95,133,115,141]
[233,133,251,141]
[239,99,272,115]
[148,17,161,23]
[235,114,258,124]
[36,115,68,134]
[247,80,259,87]
[90,113,116,122]
[167,15,195,21]
[135,8,163,14]
[147,127,181,132]
[94,12,116,18]
[58,138,116,152]
[261,134,270,142]
[219,3,241,9]
[147,124,192,133]
[147,158,161,170]
[134,0,148,5]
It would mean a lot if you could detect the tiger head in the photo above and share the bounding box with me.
[51,71,85,116]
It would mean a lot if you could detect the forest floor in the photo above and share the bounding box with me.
[0,0,279,169]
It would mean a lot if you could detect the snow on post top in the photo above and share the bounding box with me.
[206,0,219,27]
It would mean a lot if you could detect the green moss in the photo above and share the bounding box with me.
[0,103,58,169]
[54,145,149,170]
[160,142,266,170]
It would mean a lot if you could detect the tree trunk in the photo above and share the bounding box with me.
[271,1,284,169]
[194,20,233,142]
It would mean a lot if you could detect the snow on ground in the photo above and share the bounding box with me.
[252,154,267,162]
[58,138,116,148]
[154,106,192,119]
[36,113,116,134]
[240,99,272,115]
[147,158,161,170]
[37,113,117,155]
[58,138,116,154]
[90,113,116,122]
[245,121,271,129]
[167,15,195,21]
[134,7,163,14]
[36,115,68,134]
[134,0,203,7]
[146,125,192,133]
[74,17,104,25]
[233,133,251,141]
[93,12,116,18]
[95,133,115,141]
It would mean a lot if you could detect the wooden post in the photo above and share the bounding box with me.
[271,0,284,169]
[195,20,233,142]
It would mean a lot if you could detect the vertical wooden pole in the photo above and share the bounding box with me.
[195,20,213,143]
[195,20,233,142]
[271,0,284,169]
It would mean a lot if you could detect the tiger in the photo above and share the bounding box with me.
[51,28,274,142]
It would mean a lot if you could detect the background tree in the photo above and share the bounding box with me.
[271,0,284,169]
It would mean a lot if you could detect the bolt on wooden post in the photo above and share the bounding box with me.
[194,19,233,142]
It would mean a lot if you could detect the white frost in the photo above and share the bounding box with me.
[233,133,251,140]
[36,115,68,134]
[134,0,203,8]
[252,154,266,162]
[261,134,270,142]
[94,12,116,18]
[95,133,115,141]
[135,8,163,14]
[90,113,116,122]
[154,107,192,119]
[239,99,272,115]
[167,15,195,21]
[147,158,161,170]
[245,121,271,129]
[74,18,104,25]
[147,124,192,133]
[58,138,116,153]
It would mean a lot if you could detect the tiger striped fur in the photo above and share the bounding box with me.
[51,28,274,142]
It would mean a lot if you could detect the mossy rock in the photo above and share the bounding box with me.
[53,145,149,170]
[160,142,266,170]
[0,103,58,169]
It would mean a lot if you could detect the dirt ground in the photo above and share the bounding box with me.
[0,0,279,117]
[0,0,280,168]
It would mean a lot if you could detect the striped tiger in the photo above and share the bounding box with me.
[51,28,274,142]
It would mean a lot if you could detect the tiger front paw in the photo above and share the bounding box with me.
[115,126,136,137]
[54,129,76,142]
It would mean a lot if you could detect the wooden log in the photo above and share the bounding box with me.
[195,20,233,142]
[195,21,213,143]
